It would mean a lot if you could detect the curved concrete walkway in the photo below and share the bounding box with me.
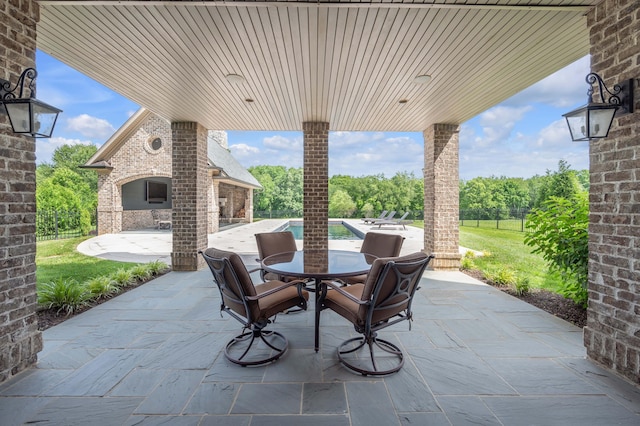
[77,219,430,265]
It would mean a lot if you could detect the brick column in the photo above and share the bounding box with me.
[303,122,329,255]
[0,0,43,383]
[171,122,208,271]
[423,124,461,270]
[583,0,640,384]
[207,177,220,234]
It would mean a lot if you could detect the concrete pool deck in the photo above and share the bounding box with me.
[77,219,432,265]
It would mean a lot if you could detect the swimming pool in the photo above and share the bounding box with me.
[283,221,362,240]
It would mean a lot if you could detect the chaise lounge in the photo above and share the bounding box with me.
[374,212,411,229]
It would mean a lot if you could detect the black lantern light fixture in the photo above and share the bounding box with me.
[0,68,62,138]
[563,72,634,142]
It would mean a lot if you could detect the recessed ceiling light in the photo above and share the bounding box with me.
[399,99,408,104]
[225,73,245,84]
[414,74,431,84]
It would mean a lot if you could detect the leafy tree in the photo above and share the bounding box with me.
[524,193,589,306]
[329,189,356,218]
[535,160,584,208]
[51,144,98,192]
[249,165,303,215]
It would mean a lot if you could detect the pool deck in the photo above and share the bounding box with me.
[77,219,430,265]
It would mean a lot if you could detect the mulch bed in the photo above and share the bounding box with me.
[37,272,169,331]
[462,269,587,328]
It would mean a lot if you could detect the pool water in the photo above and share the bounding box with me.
[285,223,361,240]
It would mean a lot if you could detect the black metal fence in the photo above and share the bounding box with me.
[36,209,97,241]
[459,208,532,232]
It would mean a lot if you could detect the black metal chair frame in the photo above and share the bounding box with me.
[316,254,433,376]
[200,250,308,366]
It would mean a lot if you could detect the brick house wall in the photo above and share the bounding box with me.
[95,114,259,235]
[583,0,640,383]
[96,113,172,233]
[0,0,43,382]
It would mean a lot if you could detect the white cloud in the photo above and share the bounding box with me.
[230,143,260,155]
[35,137,95,165]
[65,114,115,139]
[508,56,590,108]
[472,105,532,147]
[330,131,385,147]
[535,119,573,147]
[263,134,303,151]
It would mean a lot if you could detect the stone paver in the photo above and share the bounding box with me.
[2,223,639,425]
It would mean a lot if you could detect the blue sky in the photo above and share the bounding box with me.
[35,51,590,181]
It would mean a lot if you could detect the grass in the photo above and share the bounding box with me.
[411,221,562,292]
[36,237,138,285]
[459,227,562,292]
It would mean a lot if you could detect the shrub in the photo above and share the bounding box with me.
[80,209,93,236]
[460,253,475,270]
[487,267,517,286]
[87,276,118,298]
[146,260,169,276]
[110,268,134,288]
[512,277,531,296]
[524,193,588,307]
[38,278,90,315]
[129,264,151,281]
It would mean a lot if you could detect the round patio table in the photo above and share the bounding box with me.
[261,249,377,351]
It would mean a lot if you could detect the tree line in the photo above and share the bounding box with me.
[249,165,424,218]
[250,160,588,219]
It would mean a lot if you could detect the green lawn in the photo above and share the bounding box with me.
[459,227,562,291]
[36,237,138,285]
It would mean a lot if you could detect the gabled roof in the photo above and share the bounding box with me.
[207,136,261,189]
[84,108,262,189]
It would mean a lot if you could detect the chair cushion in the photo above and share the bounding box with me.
[323,283,365,325]
[255,280,309,320]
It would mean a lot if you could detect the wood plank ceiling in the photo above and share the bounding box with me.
[36,1,596,132]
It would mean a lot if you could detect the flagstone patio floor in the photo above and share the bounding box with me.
[1,221,639,425]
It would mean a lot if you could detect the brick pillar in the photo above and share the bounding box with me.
[207,177,220,234]
[303,122,329,255]
[171,122,208,271]
[583,0,640,384]
[0,0,43,383]
[423,124,461,270]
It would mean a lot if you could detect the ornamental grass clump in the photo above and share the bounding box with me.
[87,275,118,299]
[129,264,151,281]
[110,268,135,289]
[37,278,90,315]
[146,260,169,276]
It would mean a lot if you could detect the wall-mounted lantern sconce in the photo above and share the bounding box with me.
[0,68,62,138]
[563,73,634,142]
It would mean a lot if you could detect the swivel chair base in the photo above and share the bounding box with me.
[337,335,404,376]
[225,329,288,366]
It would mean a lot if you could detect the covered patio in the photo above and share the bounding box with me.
[1,0,639,400]
[1,245,639,424]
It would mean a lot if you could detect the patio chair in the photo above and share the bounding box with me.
[315,251,434,376]
[200,247,309,366]
[374,211,411,229]
[361,210,388,224]
[254,231,298,281]
[342,232,405,285]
